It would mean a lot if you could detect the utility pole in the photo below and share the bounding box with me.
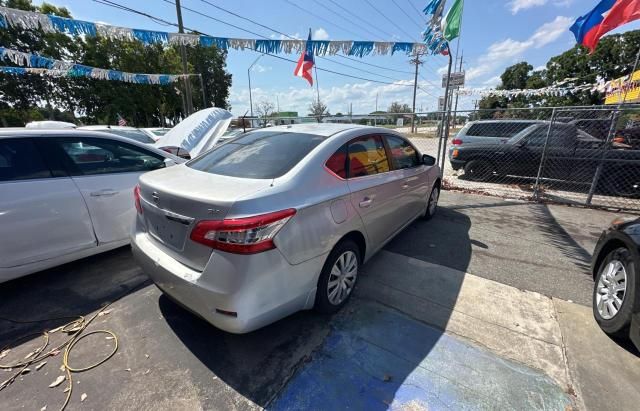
[410,54,423,134]
[175,0,193,115]
[375,93,378,126]
[452,51,464,130]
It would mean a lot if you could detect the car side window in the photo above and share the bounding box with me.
[385,135,420,169]
[0,138,52,182]
[347,135,390,178]
[325,144,348,179]
[56,137,165,176]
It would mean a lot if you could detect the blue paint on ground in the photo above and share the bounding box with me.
[270,301,572,411]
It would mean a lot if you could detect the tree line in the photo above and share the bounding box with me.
[477,30,640,117]
[0,0,232,127]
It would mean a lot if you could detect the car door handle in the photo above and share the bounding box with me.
[90,189,119,197]
[359,198,373,208]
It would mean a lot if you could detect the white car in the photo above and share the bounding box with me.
[78,126,156,145]
[141,127,172,142]
[0,129,183,282]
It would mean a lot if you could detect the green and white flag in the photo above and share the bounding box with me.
[443,0,464,42]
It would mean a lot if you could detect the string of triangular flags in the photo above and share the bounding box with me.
[0,47,192,84]
[455,78,611,98]
[0,6,429,57]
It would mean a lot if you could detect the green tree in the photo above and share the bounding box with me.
[0,0,232,127]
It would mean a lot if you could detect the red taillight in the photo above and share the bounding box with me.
[134,185,143,214]
[190,209,296,254]
[451,139,463,145]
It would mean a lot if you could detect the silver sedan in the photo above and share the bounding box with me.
[131,124,441,333]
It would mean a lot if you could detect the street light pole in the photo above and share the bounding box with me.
[248,54,264,119]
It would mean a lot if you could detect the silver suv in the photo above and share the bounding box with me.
[450,119,543,148]
[131,124,441,333]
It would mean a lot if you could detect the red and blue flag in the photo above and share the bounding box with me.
[571,0,640,52]
[294,31,314,86]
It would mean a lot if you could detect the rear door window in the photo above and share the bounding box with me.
[347,135,390,178]
[188,131,325,179]
[466,122,534,138]
[385,135,420,169]
[0,138,52,182]
[55,137,165,175]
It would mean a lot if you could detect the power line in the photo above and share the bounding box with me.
[326,0,398,40]
[390,0,424,31]
[406,0,428,24]
[192,0,415,79]
[362,0,418,41]
[311,0,386,41]
[92,0,417,87]
[282,0,367,40]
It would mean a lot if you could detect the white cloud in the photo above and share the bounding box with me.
[465,16,572,82]
[437,65,449,75]
[529,16,574,48]
[313,28,330,40]
[507,0,573,14]
[229,79,436,116]
[483,76,502,87]
[508,0,547,14]
[251,64,271,73]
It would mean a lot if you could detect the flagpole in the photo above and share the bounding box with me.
[314,64,320,104]
[310,28,321,105]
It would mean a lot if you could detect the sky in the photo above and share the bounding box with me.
[29,0,640,115]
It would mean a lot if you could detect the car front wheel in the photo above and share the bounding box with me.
[315,240,360,314]
[593,247,637,337]
[423,185,439,220]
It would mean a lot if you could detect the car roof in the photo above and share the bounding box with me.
[0,128,183,161]
[78,125,140,131]
[468,119,543,124]
[257,123,369,137]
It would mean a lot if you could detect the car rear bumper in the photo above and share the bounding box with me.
[131,230,326,333]
[450,159,465,171]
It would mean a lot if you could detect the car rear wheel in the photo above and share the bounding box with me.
[315,240,360,314]
[423,185,439,220]
[593,247,637,337]
[464,159,493,182]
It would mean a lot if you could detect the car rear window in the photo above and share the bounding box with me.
[465,122,534,138]
[187,131,325,179]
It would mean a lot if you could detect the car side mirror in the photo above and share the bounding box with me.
[422,154,436,166]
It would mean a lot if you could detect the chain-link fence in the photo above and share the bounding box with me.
[241,104,640,211]
[421,105,640,212]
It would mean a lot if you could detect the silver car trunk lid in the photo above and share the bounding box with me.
[138,164,272,271]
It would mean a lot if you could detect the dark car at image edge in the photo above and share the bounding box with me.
[591,217,640,351]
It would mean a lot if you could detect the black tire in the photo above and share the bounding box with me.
[423,184,439,221]
[593,247,637,337]
[314,240,361,314]
[464,159,493,182]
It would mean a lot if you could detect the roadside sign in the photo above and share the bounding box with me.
[396,118,404,127]
[442,71,465,88]
[438,97,445,111]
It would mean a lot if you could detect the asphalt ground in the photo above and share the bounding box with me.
[0,191,636,410]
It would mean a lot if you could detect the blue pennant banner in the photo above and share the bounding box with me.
[0,5,428,57]
[0,47,190,85]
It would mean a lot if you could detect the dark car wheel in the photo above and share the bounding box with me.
[464,159,493,182]
[315,240,361,314]
[422,185,439,221]
[593,247,637,337]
